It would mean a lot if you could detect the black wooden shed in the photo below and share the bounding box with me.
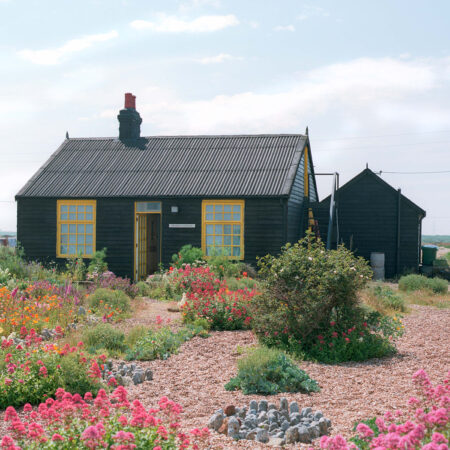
[16,94,318,280]
[312,168,426,278]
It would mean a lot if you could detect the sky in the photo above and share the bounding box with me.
[0,0,449,234]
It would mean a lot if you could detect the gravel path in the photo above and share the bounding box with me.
[124,304,449,448]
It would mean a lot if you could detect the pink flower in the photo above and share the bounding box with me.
[356,423,374,438]
[432,432,448,444]
[52,434,64,441]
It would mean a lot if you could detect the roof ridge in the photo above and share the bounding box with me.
[66,134,306,140]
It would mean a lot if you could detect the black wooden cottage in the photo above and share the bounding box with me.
[16,94,318,280]
[312,168,426,278]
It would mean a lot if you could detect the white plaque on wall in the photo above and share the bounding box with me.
[168,224,196,228]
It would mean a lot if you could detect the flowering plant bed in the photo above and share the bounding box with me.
[0,327,105,408]
[2,387,209,449]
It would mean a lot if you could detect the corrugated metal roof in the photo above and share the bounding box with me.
[17,134,307,198]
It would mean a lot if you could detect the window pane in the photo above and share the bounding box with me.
[68,245,76,255]
[215,205,222,212]
[77,235,85,244]
[77,224,85,234]
[233,236,241,245]
[77,213,85,220]
[206,235,214,245]
[69,224,76,233]
[206,246,212,256]
[85,235,93,244]
[69,205,76,212]
[206,213,213,221]
[77,205,85,213]
[61,235,68,244]
[136,202,161,213]
[233,205,241,212]
[215,236,222,245]
[223,247,231,256]
[206,205,214,212]
[61,224,68,233]
[60,213,68,220]
[214,213,222,220]
[223,213,232,220]
[223,225,231,234]
[86,224,93,233]
[233,213,241,220]
[233,225,241,234]
[69,213,76,220]
[85,213,93,220]
[224,205,232,212]
[232,247,241,256]
[215,225,223,234]
[206,225,214,234]
[60,205,68,213]
[60,245,67,254]
[86,205,93,213]
[224,235,231,245]
[85,246,93,255]
[69,235,76,244]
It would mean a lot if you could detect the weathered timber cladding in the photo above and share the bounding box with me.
[313,169,425,278]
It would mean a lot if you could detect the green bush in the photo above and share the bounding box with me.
[225,347,319,395]
[399,274,448,294]
[172,245,204,268]
[207,248,245,278]
[225,276,258,291]
[88,287,131,312]
[87,247,108,274]
[82,323,127,354]
[371,284,406,312]
[126,323,208,361]
[135,281,151,297]
[126,325,149,348]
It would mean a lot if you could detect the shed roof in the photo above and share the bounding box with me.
[17,134,309,198]
[320,168,426,216]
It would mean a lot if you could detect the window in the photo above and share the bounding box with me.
[202,200,244,259]
[57,200,96,258]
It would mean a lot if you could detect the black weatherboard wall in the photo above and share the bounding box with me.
[312,169,425,278]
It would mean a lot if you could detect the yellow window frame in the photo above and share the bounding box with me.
[56,199,96,258]
[201,199,244,260]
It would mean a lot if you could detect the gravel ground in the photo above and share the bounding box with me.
[1,304,449,449]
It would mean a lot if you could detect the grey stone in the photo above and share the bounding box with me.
[145,369,153,381]
[298,426,311,444]
[267,411,278,424]
[256,428,269,443]
[285,426,299,444]
[228,417,240,439]
[326,418,332,429]
[249,400,258,411]
[238,407,246,419]
[215,408,224,416]
[244,419,254,429]
[279,397,288,411]
[269,422,278,432]
[275,431,285,438]
[238,431,247,439]
[258,411,268,424]
[301,407,312,418]
[130,363,136,371]
[268,402,277,411]
[289,401,299,414]
[122,376,132,386]
[318,417,328,435]
[78,306,86,316]
[281,420,290,432]
[246,430,257,440]
[258,400,268,412]
[289,412,301,426]
[268,437,285,447]
[308,424,320,440]
[314,410,323,421]
[207,413,223,431]
[132,371,145,385]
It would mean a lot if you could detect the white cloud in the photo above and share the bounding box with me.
[298,5,330,21]
[18,30,118,65]
[130,13,239,33]
[249,21,259,29]
[194,53,243,64]
[273,24,295,32]
[178,0,221,12]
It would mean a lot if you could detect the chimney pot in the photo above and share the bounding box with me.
[124,92,136,109]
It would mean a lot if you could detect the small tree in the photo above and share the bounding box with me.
[253,234,372,344]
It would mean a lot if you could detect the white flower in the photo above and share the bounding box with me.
[308,257,313,261]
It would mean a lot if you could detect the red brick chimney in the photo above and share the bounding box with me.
[118,93,142,140]
[124,92,136,109]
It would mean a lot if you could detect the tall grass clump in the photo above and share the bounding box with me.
[398,274,448,294]
[366,284,406,312]
[88,288,131,312]
[225,347,319,395]
[82,323,127,355]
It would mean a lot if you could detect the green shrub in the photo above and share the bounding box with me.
[172,245,204,268]
[225,276,258,291]
[207,249,245,278]
[399,274,448,294]
[371,284,406,311]
[225,347,319,395]
[88,287,131,312]
[135,281,151,297]
[126,325,149,347]
[82,323,127,354]
[65,253,86,281]
[126,323,208,361]
[87,247,108,274]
